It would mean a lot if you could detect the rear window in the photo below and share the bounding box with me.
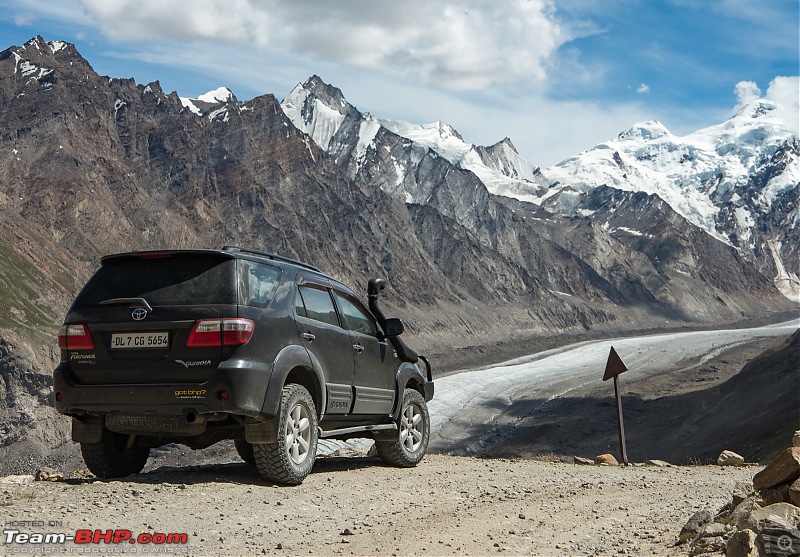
[72,256,237,308]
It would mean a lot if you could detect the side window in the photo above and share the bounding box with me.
[294,288,307,318]
[334,292,378,337]
[297,286,340,327]
[241,261,281,308]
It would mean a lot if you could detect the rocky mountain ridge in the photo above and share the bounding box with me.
[282,76,799,299]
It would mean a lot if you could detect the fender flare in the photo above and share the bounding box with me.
[392,361,427,420]
[260,344,326,420]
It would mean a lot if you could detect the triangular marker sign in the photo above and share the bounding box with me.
[602,346,628,381]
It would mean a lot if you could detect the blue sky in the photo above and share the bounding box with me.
[1,0,797,166]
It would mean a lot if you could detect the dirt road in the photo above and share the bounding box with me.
[2,453,754,556]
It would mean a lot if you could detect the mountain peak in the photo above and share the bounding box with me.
[733,99,782,122]
[196,86,235,104]
[301,75,350,110]
[490,137,518,154]
[617,121,671,142]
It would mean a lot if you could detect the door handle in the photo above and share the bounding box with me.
[301,333,315,341]
[352,343,364,353]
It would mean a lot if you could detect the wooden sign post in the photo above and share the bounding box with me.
[602,346,629,465]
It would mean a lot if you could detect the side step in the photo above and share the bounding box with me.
[318,423,397,438]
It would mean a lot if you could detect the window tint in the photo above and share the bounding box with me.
[297,286,339,327]
[73,257,236,308]
[334,292,377,337]
[241,260,281,308]
[294,290,307,318]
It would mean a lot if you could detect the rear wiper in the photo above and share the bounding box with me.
[99,298,153,312]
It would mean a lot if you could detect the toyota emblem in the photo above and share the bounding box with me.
[131,308,148,321]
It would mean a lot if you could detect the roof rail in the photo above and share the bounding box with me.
[221,246,322,273]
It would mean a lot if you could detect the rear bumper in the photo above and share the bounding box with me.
[53,360,273,419]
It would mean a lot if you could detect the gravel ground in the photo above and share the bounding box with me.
[1,453,756,557]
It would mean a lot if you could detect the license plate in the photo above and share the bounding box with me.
[111,332,169,349]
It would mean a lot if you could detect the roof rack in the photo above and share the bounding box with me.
[221,246,323,273]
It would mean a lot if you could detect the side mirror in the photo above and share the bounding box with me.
[383,318,404,337]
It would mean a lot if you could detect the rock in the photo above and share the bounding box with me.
[753,447,800,491]
[692,535,725,555]
[758,482,791,506]
[34,468,63,482]
[340,529,354,536]
[718,450,745,467]
[0,474,35,485]
[790,478,800,506]
[595,454,619,466]
[793,430,800,448]
[737,503,800,534]
[574,456,595,465]
[757,520,800,556]
[731,498,763,532]
[725,529,759,557]
[680,510,714,544]
[646,459,673,467]
[733,481,756,508]
[698,522,728,539]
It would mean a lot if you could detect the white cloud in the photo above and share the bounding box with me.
[734,80,762,106]
[764,76,800,136]
[734,77,799,136]
[79,0,569,90]
[13,12,36,25]
[636,83,649,94]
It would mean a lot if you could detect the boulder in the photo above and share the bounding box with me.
[736,503,800,534]
[733,481,755,508]
[646,459,673,467]
[753,447,800,491]
[790,478,800,507]
[698,523,728,538]
[691,536,725,555]
[574,456,595,465]
[718,450,745,467]
[731,498,764,532]
[680,509,713,544]
[595,453,619,466]
[725,529,760,557]
[758,482,791,506]
[34,468,63,482]
[756,518,800,556]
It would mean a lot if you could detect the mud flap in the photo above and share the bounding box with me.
[245,417,279,444]
[71,416,104,443]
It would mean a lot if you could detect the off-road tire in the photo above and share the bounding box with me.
[234,439,256,466]
[376,388,430,467]
[80,429,150,479]
[253,384,318,485]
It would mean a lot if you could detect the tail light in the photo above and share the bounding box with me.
[58,324,95,350]
[187,319,254,347]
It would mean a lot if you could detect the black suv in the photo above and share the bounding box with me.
[53,246,434,484]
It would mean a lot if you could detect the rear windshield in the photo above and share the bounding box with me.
[72,256,237,308]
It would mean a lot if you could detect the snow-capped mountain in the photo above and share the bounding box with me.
[542,102,799,298]
[281,76,550,204]
[179,86,238,120]
[282,76,799,299]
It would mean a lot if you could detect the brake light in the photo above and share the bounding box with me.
[58,324,95,350]
[222,318,255,345]
[188,319,254,347]
[137,251,173,259]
